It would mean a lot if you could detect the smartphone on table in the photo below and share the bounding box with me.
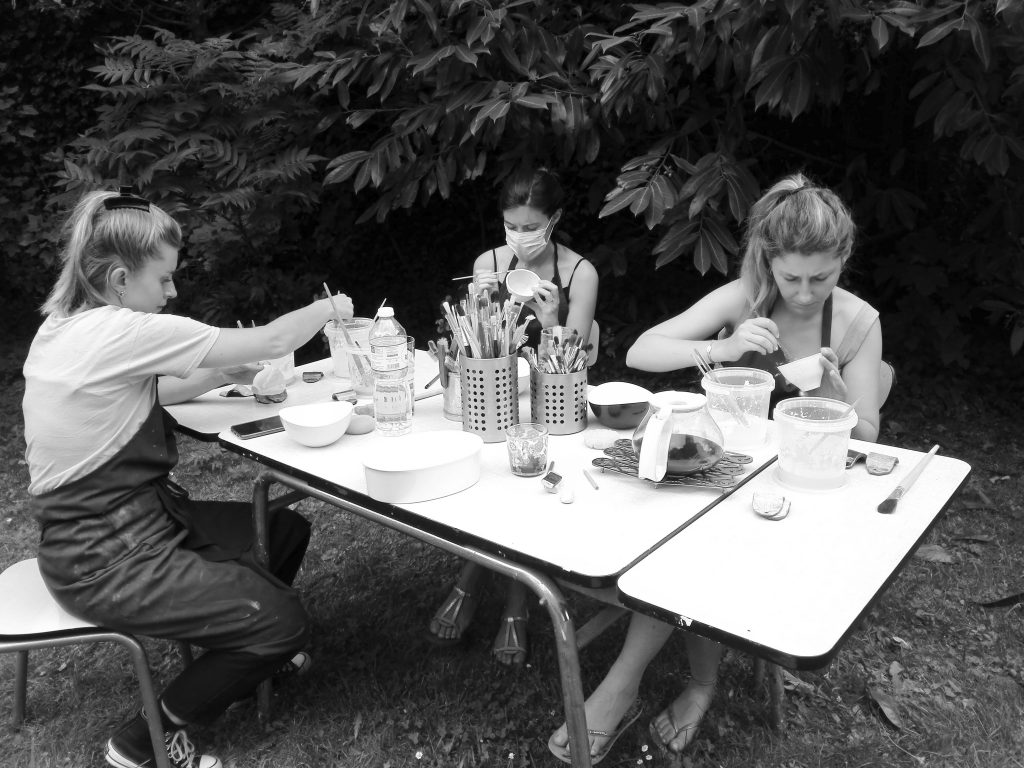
[230,416,284,439]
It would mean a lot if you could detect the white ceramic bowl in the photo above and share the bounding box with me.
[505,269,540,302]
[362,431,483,503]
[777,353,825,391]
[279,401,353,447]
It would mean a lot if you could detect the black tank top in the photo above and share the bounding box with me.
[733,294,833,406]
[492,243,584,349]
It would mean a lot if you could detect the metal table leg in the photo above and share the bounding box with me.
[250,469,595,768]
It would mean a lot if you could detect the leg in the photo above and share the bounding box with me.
[549,613,674,760]
[427,560,486,643]
[649,632,723,754]
[493,578,529,666]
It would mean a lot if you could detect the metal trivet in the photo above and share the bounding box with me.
[591,439,754,489]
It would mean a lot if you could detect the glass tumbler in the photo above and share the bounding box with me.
[506,423,549,477]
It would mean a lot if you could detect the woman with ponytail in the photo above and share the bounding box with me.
[547,174,885,764]
[22,189,353,768]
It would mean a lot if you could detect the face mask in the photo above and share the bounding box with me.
[505,215,558,260]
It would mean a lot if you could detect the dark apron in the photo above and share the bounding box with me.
[32,398,267,631]
[734,294,834,408]
[493,244,571,349]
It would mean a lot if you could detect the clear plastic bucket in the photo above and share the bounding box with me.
[323,317,373,392]
[774,397,859,490]
[701,367,774,451]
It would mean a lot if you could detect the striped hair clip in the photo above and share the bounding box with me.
[104,186,151,211]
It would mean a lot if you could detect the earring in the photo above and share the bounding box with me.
[117,289,125,298]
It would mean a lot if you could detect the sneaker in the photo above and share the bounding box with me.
[105,717,221,768]
[275,650,312,679]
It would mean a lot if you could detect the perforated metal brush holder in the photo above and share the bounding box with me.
[460,354,519,442]
[530,367,588,435]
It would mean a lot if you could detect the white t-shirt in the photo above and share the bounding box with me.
[23,306,220,495]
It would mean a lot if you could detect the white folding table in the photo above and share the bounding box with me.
[168,354,775,768]
[166,357,970,765]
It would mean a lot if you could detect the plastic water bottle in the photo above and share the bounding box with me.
[368,307,407,371]
[369,307,412,435]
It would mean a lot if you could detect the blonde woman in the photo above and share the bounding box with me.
[549,174,885,763]
[22,189,352,768]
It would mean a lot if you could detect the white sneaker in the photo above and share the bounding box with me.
[105,727,221,768]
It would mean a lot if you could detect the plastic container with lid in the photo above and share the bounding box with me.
[774,396,859,490]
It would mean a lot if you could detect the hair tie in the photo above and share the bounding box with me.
[104,186,151,212]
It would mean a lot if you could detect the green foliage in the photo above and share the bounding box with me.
[11,0,1024,365]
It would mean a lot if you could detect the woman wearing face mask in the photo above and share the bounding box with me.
[427,167,598,665]
[469,166,599,348]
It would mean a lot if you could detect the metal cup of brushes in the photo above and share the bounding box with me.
[525,326,589,435]
[441,294,530,442]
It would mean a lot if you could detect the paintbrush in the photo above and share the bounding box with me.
[877,444,939,514]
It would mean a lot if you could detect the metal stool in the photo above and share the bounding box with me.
[0,558,172,768]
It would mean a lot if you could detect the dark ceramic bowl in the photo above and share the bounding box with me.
[587,382,653,430]
[589,401,649,430]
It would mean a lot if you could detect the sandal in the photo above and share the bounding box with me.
[548,699,644,765]
[648,685,714,755]
[492,613,528,666]
[426,585,478,646]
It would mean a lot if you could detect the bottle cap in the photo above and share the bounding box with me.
[377,306,394,317]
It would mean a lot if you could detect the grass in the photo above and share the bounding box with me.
[1,337,1023,768]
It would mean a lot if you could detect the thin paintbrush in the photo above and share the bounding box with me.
[877,444,939,514]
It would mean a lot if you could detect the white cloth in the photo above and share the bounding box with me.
[23,306,219,495]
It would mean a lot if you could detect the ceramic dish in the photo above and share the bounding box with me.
[279,401,353,447]
[505,269,540,302]
[777,353,825,391]
[362,431,484,503]
[587,381,652,429]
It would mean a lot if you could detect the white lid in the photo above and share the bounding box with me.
[377,306,394,317]
[362,431,483,472]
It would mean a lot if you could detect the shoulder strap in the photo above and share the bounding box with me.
[565,255,585,296]
[821,294,833,347]
[549,242,563,287]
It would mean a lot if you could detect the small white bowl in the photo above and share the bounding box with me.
[777,353,825,391]
[279,401,353,447]
[505,269,540,302]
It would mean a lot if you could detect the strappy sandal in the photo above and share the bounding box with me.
[648,687,713,755]
[426,585,478,647]
[492,613,528,666]
[548,699,644,765]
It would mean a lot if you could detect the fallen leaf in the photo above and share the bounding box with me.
[952,533,993,543]
[866,684,903,729]
[914,543,954,563]
[891,635,912,650]
[781,669,815,694]
[975,592,1024,608]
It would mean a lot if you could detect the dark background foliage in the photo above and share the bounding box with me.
[2,0,1023,376]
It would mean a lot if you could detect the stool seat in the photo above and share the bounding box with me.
[0,559,95,637]
[0,557,172,768]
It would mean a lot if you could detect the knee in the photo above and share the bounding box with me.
[247,591,310,658]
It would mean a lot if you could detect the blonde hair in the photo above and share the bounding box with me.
[739,173,856,318]
[42,191,182,317]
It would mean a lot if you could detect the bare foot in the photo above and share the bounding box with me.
[548,684,640,759]
[649,682,714,753]
[492,613,527,666]
[428,568,484,642]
